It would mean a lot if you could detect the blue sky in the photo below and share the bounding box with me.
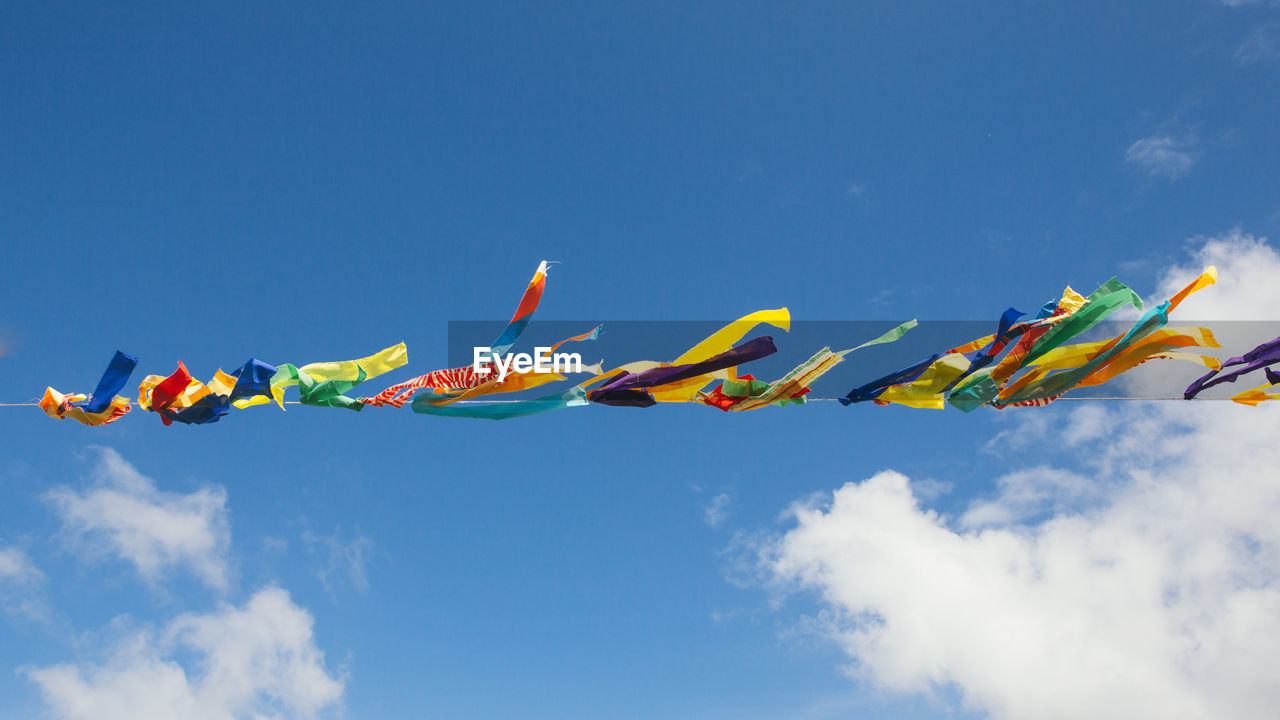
[1,3,1279,719]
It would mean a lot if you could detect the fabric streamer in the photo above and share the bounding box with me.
[39,387,131,426]
[26,260,1278,427]
[940,308,1026,393]
[362,260,586,408]
[576,309,790,406]
[228,359,284,408]
[596,337,778,392]
[994,327,1219,406]
[1185,335,1280,400]
[705,320,918,412]
[1231,367,1280,406]
[75,351,138,414]
[489,260,550,357]
[1010,279,1143,370]
[1054,329,1219,389]
[646,309,790,403]
[271,343,408,411]
[945,283,1130,411]
[590,336,778,407]
[138,363,226,425]
[151,358,282,425]
[366,326,600,408]
[978,287,1089,388]
[412,387,589,420]
[163,371,241,425]
[841,354,940,405]
[39,351,138,426]
[996,268,1217,406]
[715,348,841,411]
[702,373,774,411]
[875,353,974,409]
[411,365,571,408]
[872,311,1041,409]
[407,326,605,414]
[139,361,283,425]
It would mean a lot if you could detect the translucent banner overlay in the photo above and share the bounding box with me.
[444,320,1280,400]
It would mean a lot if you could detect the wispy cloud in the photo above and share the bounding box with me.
[0,546,40,585]
[710,608,739,624]
[46,448,230,591]
[959,466,1101,528]
[1236,22,1280,64]
[704,493,733,529]
[908,478,953,501]
[24,587,345,720]
[867,289,896,306]
[0,545,46,619]
[303,526,373,594]
[1125,134,1197,180]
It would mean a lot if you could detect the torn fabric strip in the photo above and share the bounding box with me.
[412,387,589,420]
[489,260,550,357]
[271,342,408,410]
[590,336,778,407]
[1185,335,1280,399]
[39,351,138,427]
[365,325,599,408]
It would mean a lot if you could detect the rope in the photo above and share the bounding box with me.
[1,397,1243,407]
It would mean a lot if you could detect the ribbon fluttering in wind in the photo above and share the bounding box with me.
[589,336,779,407]
[26,261,1279,427]
[135,358,282,425]
[362,263,551,407]
[363,261,602,409]
[706,320,918,412]
[412,387,589,420]
[39,351,137,426]
[1185,336,1280,404]
[489,260,549,358]
[1231,367,1280,406]
[945,283,1133,411]
[993,268,1218,407]
[271,343,408,411]
[369,327,599,408]
[577,308,791,408]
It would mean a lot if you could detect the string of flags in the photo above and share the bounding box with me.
[22,260,1280,426]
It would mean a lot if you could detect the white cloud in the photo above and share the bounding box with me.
[0,546,40,585]
[47,448,230,590]
[1122,230,1280,398]
[959,466,1100,529]
[1153,230,1280,320]
[705,493,733,529]
[25,586,345,720]
[760,235,1280,720]
[1125,135,1197,180]
[302,527,372,595]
